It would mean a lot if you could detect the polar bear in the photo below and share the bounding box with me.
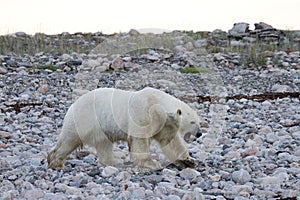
[47,87,200,170]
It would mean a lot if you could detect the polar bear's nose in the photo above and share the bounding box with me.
[195,132,202,138]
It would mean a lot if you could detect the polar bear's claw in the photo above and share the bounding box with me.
[175,157,196,168]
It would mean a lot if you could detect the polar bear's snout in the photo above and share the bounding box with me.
[183,122,201,142]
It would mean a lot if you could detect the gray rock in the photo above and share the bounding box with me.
[259,126,273,134]
[271,84,291,92]
[232,169,251,184]
[115,171,131,182]
[228,22,250,36]
[15,31,27,37]
[82,59,100,70]
[185,42,194,51]
[266,133,279,143]
[162,168,177,176]
[254,22,273,30]
[23,189,45,199]
[110,56,125,70]
[0,180,15,192]
[7,175,18,181]
[194,39,207,48]
[38,84,49,94]
[179,168,200,180]
[0,67,8,74]
[101,166,119,178]
[281,189,300,199]
[260,176,282,187]
[128,29,140,36]
[261,100,272,107]
[0,131,11,139]
[167,194,181,200]
[291,131,300,140]
[95,65,108,72]
[145,174,163,184]
[129,187,145,199]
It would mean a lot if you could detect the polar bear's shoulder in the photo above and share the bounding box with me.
[139,87,174,98]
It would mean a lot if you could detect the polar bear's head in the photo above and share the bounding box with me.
[178,104,201,142]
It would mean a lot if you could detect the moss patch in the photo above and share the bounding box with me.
[180,67,213,74]
[27,65,58,71]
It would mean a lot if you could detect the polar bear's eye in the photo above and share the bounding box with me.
[190,121,196,124]
[177,109,182,115]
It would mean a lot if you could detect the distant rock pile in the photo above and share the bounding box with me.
[228,22,291,46]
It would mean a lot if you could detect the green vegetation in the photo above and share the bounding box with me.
[103,69,115,74]
[240,47,267,67]
[42,65,58,71]
[1,30,299,71]
[184,30,210,40]
[27,65,58,71]
[0,33,105,55]
[180,67,213,74]
[208,46,225,54]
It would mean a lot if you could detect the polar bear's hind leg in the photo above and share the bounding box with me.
[95,141,122,166]
[47,128,83,170]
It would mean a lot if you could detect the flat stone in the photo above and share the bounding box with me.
[259,126,273,134]
[115,171,131,182]
[162,168,177,176]
[0,180,15,192]
[167,194,181,200]
[0,131,11,139]
[232,169,251,184]
[228,22,250,36]
[101,166,119,178]
[0,67,8,74]
[179,168,200,180]
[129,187,145,199]
[24,189,44,199]
[38,84,49,94]
[271,84,291,92]
[145,174,163,184]
[227,185,253,196]
[73,89,90,96]
[260,176,281,186]
[110,56,125,70]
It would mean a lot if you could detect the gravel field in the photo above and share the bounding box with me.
[0,30,300,199]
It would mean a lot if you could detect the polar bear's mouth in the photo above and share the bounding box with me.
[183,131,203,142]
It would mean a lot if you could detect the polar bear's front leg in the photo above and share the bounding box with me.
[128,136,162,170]
[158,134,196,168]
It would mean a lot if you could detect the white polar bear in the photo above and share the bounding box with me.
[47,87,200,170]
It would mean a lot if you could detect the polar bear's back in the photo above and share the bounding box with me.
[139,87,189,113]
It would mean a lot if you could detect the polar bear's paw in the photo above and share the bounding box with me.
[98,158,123,167]
[47,149,65,170]
[175,157,196,168]
[134,159,162,170]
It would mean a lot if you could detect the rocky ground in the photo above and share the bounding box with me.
[0,29,300,199]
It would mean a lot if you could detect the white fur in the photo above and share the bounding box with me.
[47,87,200,170]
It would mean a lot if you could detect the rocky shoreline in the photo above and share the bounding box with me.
[1,24,300,199]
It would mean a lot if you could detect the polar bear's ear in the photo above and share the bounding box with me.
[166,109,182,122]
[177,109,182,116]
